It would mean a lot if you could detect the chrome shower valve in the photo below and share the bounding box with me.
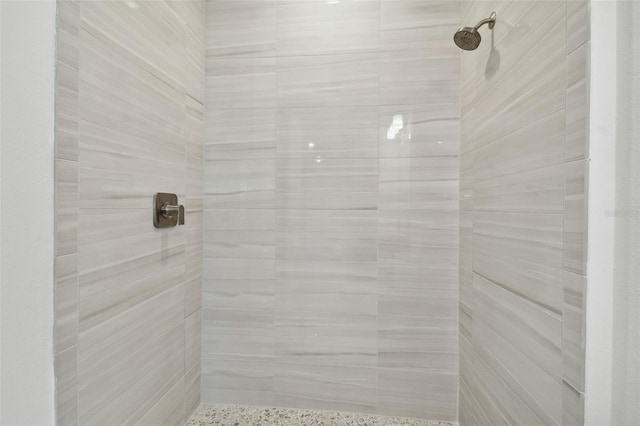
[153,193,185,228]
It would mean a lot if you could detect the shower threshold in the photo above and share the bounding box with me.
[186,404,456,426]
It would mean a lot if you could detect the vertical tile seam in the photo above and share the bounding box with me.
[53,1,61,421]
[200,1,209,411]
[183,8,190,419]
[74,4,81,421]
[561,5,569,415]
[183,5,189,413]
[273,0,280,404]
[458,2,465,421]
[374,0,381,414]
[466,0,476,421]
[195,0,206,417]
[455,1,460,420]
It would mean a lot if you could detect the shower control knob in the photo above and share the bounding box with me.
[161,204,185,225]
[153,193,185,228]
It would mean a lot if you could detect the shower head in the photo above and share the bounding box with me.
[454,27,482,51]
[454,11,496,51]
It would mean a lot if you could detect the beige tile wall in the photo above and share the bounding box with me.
[54,1,204,424]
[203,0,461,420]
[458,1,590,425]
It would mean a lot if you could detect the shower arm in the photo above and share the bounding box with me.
[474,11,497,31]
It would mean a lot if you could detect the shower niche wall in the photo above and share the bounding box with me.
[202,0,461,420]
[53,1,204,424]
[458,0,590,425]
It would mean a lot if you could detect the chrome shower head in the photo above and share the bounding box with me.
[454,27,481,51]
[454,11,496,51]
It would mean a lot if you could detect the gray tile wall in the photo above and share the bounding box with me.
[203,0,460,420]
[458,1,590,425]
[54,1,204,424]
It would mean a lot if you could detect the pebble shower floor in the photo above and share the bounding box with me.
[186,405,457,426]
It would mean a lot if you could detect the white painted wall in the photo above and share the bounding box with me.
[586,1,640,425]
[611,1,640,424]
[0,2,3,422]
[0,1,56,425]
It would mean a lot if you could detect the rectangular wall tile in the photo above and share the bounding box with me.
[377,368,457,420]
[185,309,202,373]
[471,346,553,425]
[205,109,276,159]
[185,361,201,417]
[277,53,379,108]
[206,0,276,58]
[566,42,590,162]
[378,210,458,266]
[473,307,562,424]
[473,164,565,214]
[204,159,276,209]
[78,324,185,425]
[563,271,587,391]
[563,380,585,426]
[277,210,378,262]
[378,104,460,159]
[567,0,589,54]
[277,260,377,295]
[379,157,458,211]
[206,57,276,109]
[276,310,377,367]
[205,209,276,259]
[275,363,377,414]
[201,357,275,405]
[378,315,456,372]
[380,50,459,106]
[473,211,564,313]
[78,284,185,387]
[55,254,79,354]
[278,107,379,159]
[380,0,459,52]
[55,347,79,425]
[277,0,379,56]
[136,378,185,426]
[277,158,378,210]
[564,160,589,275]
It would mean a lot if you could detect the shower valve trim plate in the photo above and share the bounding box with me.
[153,193,185,228]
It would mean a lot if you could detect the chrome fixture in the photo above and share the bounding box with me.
[454,11,496,51]
[153,193,185,228]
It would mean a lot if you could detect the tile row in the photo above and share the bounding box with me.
[205,105,459,160]
[206,0,460,58]
[203,157,459,210]
[205,52,459,109]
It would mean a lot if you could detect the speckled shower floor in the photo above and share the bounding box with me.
[186,405,457,426]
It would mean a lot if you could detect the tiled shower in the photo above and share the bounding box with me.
[52,0,590,425]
